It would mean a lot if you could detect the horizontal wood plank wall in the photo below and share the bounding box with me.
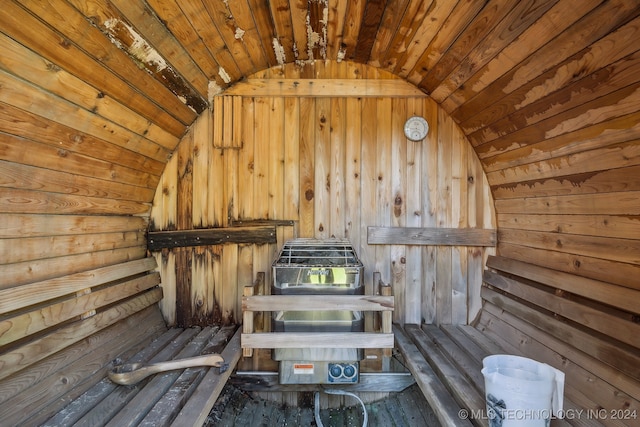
[149,62,496,328]
[0,2,184,319]
[448,11,640,298]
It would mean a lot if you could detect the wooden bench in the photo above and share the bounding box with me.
[0,257,241,427]
[395,255,640,427]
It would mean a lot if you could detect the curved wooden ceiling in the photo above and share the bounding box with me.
[0,0,640,229]
[5,0,638,142]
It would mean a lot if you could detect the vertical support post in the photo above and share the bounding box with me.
[380,280,393,358]
[242,285,254,358]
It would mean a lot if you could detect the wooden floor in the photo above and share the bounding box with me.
[204,382,441,426]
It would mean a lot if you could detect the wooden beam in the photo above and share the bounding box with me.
[241,332,394,348]
[367,226,496,246]
[242,295,394,312]
[147,226,276,250]
[222,79,428,97]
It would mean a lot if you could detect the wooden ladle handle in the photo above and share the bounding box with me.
[108,353,225,385]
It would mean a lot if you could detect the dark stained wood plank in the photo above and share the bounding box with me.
[367,226,496,246]
[491,166,640,201]
[353,0,388,63]
[144,0,221,81]
[201,0,259,74]
[147,226,276,250]
[405,0,486,85]
[366,0,411,67]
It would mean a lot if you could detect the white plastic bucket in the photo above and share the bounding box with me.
[481,355,564,427]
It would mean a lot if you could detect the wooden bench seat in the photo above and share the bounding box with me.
[395,255,640,427]
[44,324,241,427]
[0,257,241,427]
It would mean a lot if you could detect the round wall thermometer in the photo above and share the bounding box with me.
[404,116,429,141]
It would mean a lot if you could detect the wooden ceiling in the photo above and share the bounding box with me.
[5,0,639,146]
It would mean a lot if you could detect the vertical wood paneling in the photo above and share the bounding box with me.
[345,97,362,245]
[405,98,423,324]
[149,67,495,327]
[299,97,315,238]
[360,97,379,332]
[314,97,331,239]
[391,98,407,325]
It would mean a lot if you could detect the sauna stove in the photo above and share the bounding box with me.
[271,238,364,384]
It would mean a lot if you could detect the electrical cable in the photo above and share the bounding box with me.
[313,389,368,427]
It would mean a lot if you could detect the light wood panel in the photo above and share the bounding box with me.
[149,63,496,328]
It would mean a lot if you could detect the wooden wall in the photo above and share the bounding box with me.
[149,63,495,328]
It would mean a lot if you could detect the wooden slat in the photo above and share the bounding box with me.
[0,257,157,311]
[241,332,394,349]
[39,325,181,427]
[170,327,242,427]
[406,324,487,427]
[2,306,168,427]
[481,300,640,405]
[3,1,192,132]
[0,188,149,216]
[147,226,276,250]
[497,228,640,266]
[481,286,640,383]
[487,256,640,313]
[242,295,394,312]
[1,229,145,265]
[367,226,496,246]
[421,325,485,392]
[139,326,239,427]
[76,328,200,427]
[484,270,640,349]
[223,79,427,97]
[0,288,162,380]
[477,307,639,423]
[232,371,414,393]
[0,246,147,291]
[0,273,160,346]
[393,325,473,427]
[0,213,147,239]
[450,0,639,121]
[103,327,216,427]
